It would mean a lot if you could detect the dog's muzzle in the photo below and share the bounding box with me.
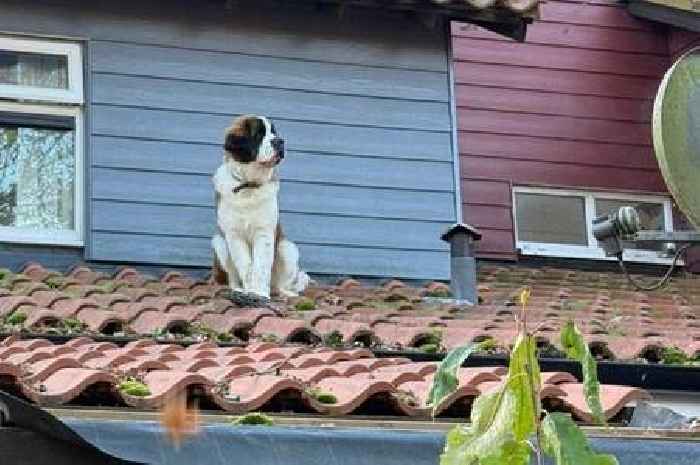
[271,137,285,162]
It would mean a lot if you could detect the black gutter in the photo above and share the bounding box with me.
[374,350,700,392]
[2,391,700,465]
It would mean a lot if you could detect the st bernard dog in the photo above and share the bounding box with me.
[211,115,310,301]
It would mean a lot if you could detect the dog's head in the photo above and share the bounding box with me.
[223,115,284,166]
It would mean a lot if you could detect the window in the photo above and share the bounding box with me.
[513,187,674,263]
[0,36,83,103]
[0,36,83,246]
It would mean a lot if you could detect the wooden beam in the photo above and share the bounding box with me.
[628,0,700,32]
[643,0,700,14]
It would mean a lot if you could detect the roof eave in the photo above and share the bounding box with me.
[309,0,540,41]
[627,0,700,33]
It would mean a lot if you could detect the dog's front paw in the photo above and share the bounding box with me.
[229,289,271,308]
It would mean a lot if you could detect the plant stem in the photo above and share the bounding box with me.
[525,334,544,465]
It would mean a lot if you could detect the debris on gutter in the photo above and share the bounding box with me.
[630,401,700,431]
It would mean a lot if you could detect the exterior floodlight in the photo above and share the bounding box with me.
[592,205,698,291]
[592,206,640,257]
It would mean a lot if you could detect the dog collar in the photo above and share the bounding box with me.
[233,181,262,194]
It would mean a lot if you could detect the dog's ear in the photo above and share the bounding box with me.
[224,133,248,153]
[224,133,255,163]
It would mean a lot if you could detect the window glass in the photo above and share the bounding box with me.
[595,198,665,251]
[515,193,587,245]
[0,123,75,231]
[0,50,68,89]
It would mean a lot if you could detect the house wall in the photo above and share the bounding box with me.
[452,0,673,259]
[669,27,700,58]
[0,0,458,280]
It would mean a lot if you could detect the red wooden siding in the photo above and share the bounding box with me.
[669,27,700,58]
[451,0,674,259]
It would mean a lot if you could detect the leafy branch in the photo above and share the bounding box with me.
[429,288,618,465]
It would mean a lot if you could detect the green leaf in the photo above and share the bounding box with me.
[560,321,605,424]
[541,412,618,465]
[506,333,540,441]
[437,335,543,465]
[427,343,480,415]
[441,388,530,465]
[480,440,532,465]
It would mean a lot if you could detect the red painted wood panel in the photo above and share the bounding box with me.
[668,28,700,58]
[452,0,672,259]
[453,38,668,77]
[461,178,513,206]
[475,229,517,257]
[458,109,652,146]
[466,204,513,230]
[453,62,660,99]
[456,85,653,122]
[458,133,659,170]
[460,156,667,194]
[538,1,657,30]
[452,21,668,54]
[461,178,516,259]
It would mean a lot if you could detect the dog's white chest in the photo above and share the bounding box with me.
[214,165,279,235]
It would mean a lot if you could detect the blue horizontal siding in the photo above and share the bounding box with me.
[91,167,455,221]
[91,201,449,251]
[0,0,456,279]
[91,73,451,131]
[91,107,453,161]
[89,41,449,102]
[91,232,450,278]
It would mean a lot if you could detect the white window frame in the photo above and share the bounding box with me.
[0,36,83,104]
[513,186,675,265]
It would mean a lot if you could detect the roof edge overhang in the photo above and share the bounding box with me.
[299,0,540,41]
[627,0,700,33]
[1,392,698,465]
[41,407,700,439]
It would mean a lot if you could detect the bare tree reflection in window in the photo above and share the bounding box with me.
[0,125,74,231]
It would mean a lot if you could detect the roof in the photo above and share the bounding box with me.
[320,0,540,16]
[3,260,694,422]
[627,0,700,33]
[301,0,540,40]
[0,335,649,422]
[1,262,699,361]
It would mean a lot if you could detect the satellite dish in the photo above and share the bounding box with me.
[652,47,700,229]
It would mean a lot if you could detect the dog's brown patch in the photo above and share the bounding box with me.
[223,115,266,163]
[274,223,285,266]
[212,253,228,285]
[212,220,229,285]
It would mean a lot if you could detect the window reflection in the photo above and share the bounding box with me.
[0,124,75,231]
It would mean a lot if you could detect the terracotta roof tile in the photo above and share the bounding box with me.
[0,335,650,422]
[27,368,119,406]
[0,261,684,421]
[555,384,652,423]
